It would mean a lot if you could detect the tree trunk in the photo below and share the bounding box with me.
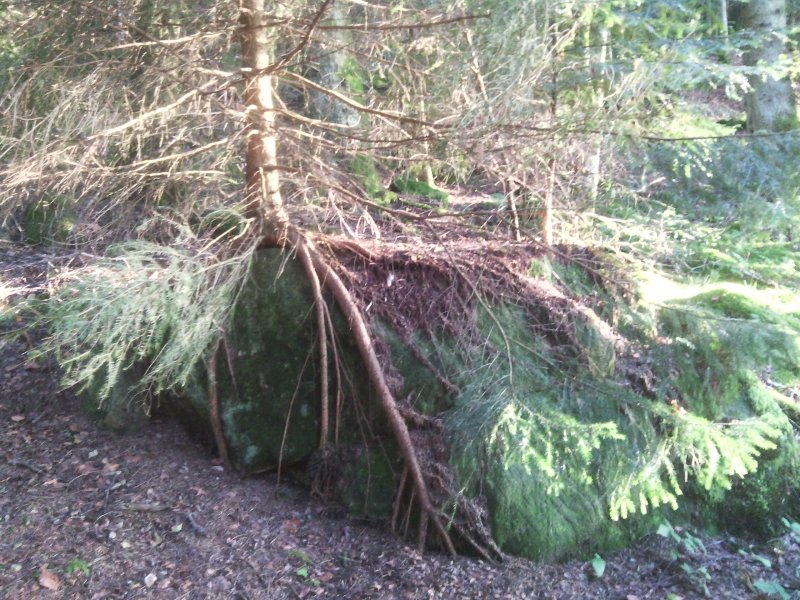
[308,2,360,127]
[584,27,609,207]
[240,0,288,237]
[741,0,797,132]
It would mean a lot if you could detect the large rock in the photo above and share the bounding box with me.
[83,249,800,561]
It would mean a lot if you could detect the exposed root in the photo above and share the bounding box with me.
[320,300,344,444]
[391,464,409,531]
[286,225,456,555]
[403,486,416,539]
[295,239,330,450]
[207,341,230,469]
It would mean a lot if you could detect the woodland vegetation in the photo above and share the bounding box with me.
[1,0,800,566]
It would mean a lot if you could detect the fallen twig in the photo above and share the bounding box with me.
[7,457,47,475]
[124,502,169,512]
[185,512,208,536]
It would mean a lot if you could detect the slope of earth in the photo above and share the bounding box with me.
[1,241,799,599]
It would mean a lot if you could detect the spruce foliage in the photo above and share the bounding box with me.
[41,227,253,407]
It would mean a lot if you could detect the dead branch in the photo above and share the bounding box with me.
[282,71,448,129]
[310,12,491,31]
[274,0,334,72]
[398,404,444,432]
[184,512,209,536]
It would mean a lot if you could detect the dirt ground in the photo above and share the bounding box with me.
[2,241,800,599]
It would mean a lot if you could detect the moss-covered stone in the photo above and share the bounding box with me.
[77,246,800,562]
[336,444,402,518]
[212,251,323,473]
[81,365,151,432]
[176,250,459,476]
[338,56,366,100]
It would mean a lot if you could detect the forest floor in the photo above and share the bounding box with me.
[2,241,800,599]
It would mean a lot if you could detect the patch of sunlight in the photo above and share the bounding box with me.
[641,272,800,315]
[0,282,22,304]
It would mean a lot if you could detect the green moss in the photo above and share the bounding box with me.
[192,208,246,240]
[552,260,598,296]
[337,445,401,518]
[390,175,449,207]
[370,72,391,93]
[24,195,76,245]
[720,439,800,536]
[443,281,800,560]
[82,365,151,432]
[214,251,322,473]
[373,321,457,415]
[486,462,606,561]
[690,243,800,287]
[338,56,366,100]
[691,288,800,332]
[528,256,553,280]
[773,112,800,133]
[351,155,385,199]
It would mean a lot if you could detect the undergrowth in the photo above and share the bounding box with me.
[549,123,800,549]
[592,132,800,287]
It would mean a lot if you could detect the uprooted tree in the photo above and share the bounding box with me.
[3,0,800,562]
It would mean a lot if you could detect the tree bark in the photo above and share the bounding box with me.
[307,2,360,127]
[240,0,288,238]
[741,0,797,132]
[584,27,608,207]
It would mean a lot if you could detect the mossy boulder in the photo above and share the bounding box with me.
[74,247,800,562]
[82,364,152,433]
[190,251,324,473]
[187,254,800,559]
[351,155,396,203]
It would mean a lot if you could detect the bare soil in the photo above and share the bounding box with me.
[2,241,799,599]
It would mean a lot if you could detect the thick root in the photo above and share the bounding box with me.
[295,239,330,450]
[285,226,456,555]
[207,341,230,468]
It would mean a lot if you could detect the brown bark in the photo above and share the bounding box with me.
[208,344,230,468]
[294,239,330,450]
[240,0,288,238]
